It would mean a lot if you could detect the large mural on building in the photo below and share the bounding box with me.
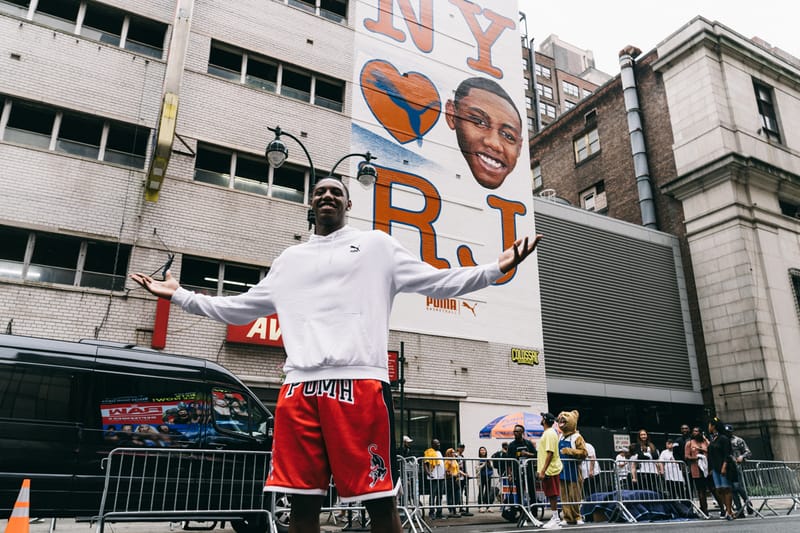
[350,0,541,349]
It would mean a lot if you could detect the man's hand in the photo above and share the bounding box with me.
[130,270,180,300]
[498,235,543,273]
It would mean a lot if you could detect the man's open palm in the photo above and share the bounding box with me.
[130,270,179,299]
[498,234,542,273]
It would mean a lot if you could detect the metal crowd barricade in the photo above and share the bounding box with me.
[394,456,428,533]
[554,458,700,524]
[615,458,699,521]
[414,455,541,525]
[95,448,274,533]
[740,460,800,515]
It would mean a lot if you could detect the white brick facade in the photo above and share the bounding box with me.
[0,0,546,454]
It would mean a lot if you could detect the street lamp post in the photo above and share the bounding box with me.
[265,126,378,228]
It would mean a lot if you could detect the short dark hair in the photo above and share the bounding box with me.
[453,77,521,126]
[312,175,350,200]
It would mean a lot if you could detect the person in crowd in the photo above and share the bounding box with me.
[491,442,509,505]
[444,448,466,518]
[131,176,541,533]
[423,438,445,519]
[659,438,685,500]
[708,419,735,520]
[615,448,631,490]
[726,424,754,517]
[672,424,691,464]
[629,429,660,495]
[536,412,563,530]
[400,435,413,458]
[684,426,710,515]
[476,446,494,513]
[581,440,603,497]
[507,424,537,509]
[455,443,472,516]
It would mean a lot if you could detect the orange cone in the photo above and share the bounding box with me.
[4,479,30,533]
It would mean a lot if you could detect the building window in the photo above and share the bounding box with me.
[563,81,580,98]
[194,142,308,203]
[194,144,233,188]
[314,77,344,112]
[3,99,55,149]
[536,83,553,100]
[580,181,606,212]
[0,226,130,291]
[583,89,593,98]
[208,41,344,111]
[282,0,348,23]
[104,121,149,168]
[181,256,266,296]
[30,1,166,58]
[208,42,244,82]
[780,199,800,219]
[574,127,600,162]
[564,100,576,111]
[527,117,534,131]
[525,96,532,107]
[272,162,307,203]
[246,55,279,93]
[82,2,125,46]
[532,163,542,191]
[538,101,556,118]
[0,0,31,18]
[754,80,781,143]
[522,56,528,70]
[56,112,103,159]
[1,96,148,168]
[791,269,800,321]
[125,14,167,58]
[233,152,269,195]
[281,67,315,102]
[34,0,80,32]
[319,0,347,23]
[535,64,551,79]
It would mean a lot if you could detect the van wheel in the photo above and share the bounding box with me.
[231,513,268,533]
[272,492,291,533]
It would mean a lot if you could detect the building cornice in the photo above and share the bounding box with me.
[651,16,800,90]
[661,153,800,202]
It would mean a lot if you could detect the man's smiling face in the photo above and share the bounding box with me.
[446,88,522,189]
[310,178,350,235]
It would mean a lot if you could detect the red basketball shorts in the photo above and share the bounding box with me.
[264,379,398,502]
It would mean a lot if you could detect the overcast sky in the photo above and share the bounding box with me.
[518,0,799,75]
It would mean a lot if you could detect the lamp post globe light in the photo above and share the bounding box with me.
[265,126,378,227]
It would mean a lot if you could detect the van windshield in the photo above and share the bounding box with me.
[212,388,267,437]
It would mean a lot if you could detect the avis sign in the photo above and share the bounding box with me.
[226,315,283,347]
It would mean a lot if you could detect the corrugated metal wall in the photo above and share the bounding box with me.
[535,206,693,390]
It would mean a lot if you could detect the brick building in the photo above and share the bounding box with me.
[530,17,800,459]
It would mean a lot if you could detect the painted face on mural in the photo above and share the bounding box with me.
[446,87,522,190]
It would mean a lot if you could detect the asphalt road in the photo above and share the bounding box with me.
[12,512,800,533]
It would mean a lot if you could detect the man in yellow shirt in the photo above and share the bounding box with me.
[536,412,563,529]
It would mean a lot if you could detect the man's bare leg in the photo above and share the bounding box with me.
[365,496,402,533]
[289,494,323,533]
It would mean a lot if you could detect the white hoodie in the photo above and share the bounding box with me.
[172,226,502,383]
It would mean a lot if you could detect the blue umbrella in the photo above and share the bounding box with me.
[479,412,544,439]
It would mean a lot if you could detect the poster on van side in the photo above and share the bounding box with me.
[100,392,203,448]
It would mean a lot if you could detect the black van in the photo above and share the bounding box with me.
[0,333,277,532]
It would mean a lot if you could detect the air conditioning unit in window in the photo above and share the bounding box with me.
[595,191,607,211]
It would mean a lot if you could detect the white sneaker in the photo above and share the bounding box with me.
[542,516,561,529]
[576,519,585,525]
